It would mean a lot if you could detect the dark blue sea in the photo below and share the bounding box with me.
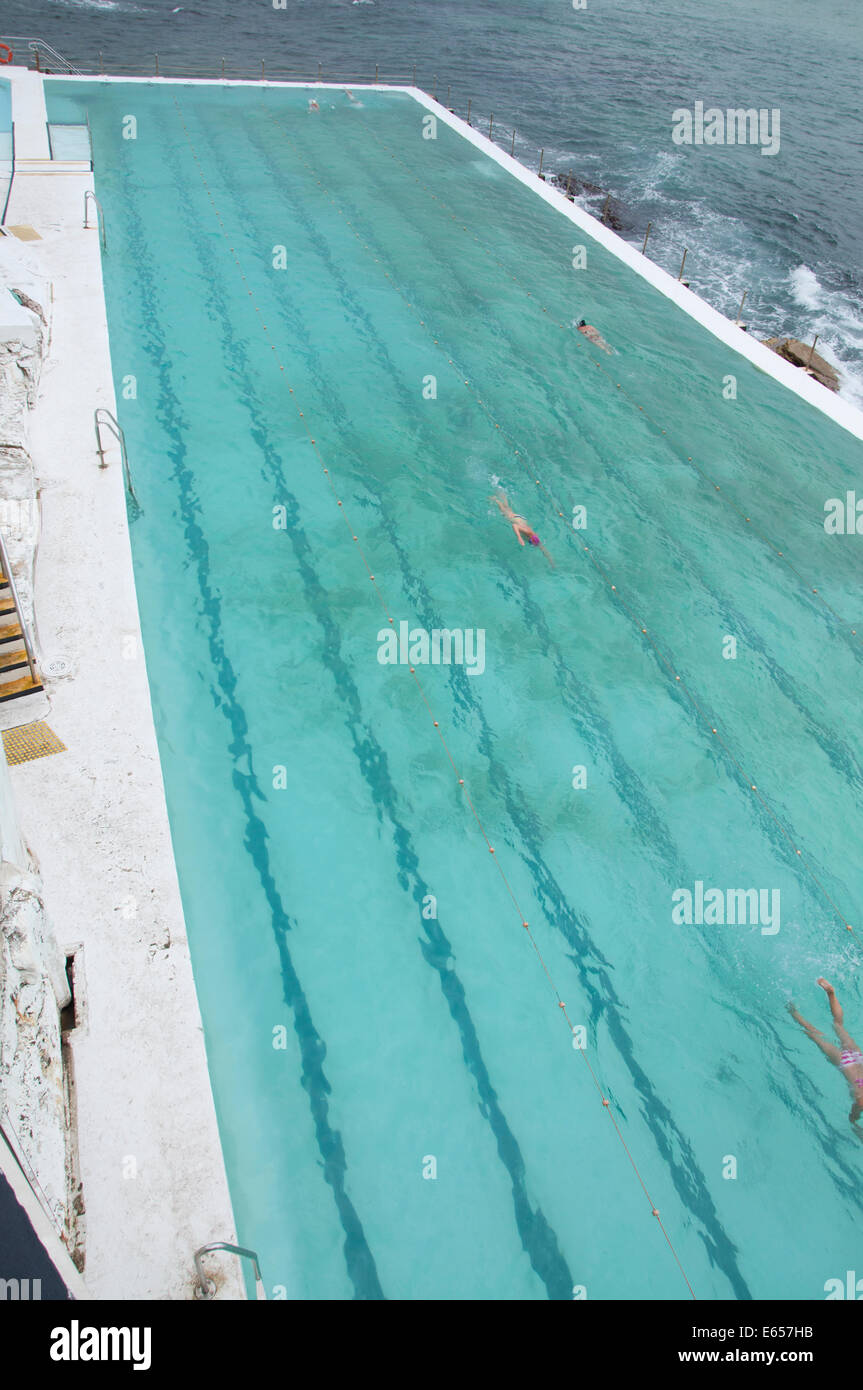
[2,0,862,405]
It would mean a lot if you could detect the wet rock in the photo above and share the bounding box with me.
[549,172,627,230]
[761,336,840,392]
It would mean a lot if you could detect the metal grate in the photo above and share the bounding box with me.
[3,721,66,766]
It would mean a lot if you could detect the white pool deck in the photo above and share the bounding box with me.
[1,66,244,1300]
[0,65,861,1303]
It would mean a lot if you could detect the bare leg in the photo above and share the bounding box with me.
[788,1002,842,1066]
[818,978,860,1051]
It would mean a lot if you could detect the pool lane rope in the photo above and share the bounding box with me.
[172,94,698,1300]
[349,106,863,657]
[264,106,860,952]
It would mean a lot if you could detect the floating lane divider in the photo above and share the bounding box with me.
[264,106,860,953]
[172,93,698,1299]
[351,106,863,656]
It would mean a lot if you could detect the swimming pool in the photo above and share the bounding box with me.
[57,77,863,1299]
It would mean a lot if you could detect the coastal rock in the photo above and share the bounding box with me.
[761,336,840,392]
[550,172,627,231]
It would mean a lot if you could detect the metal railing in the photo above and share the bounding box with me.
[3,37,82,74]
[0,43,762,336]
[0,527,40,686]
[83,189,106,251]
[193,1242,266,1301]
[95,408,140,510]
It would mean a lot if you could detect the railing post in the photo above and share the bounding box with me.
[678,247,688,280]
[601,193,611,222]
[221,57,225,78]
[154,53,159,76]
[538,148,544,177]
[261,59,265,79]
[806,334,820,368]
[735,289,748,325]
[467,99,471,125]
[99,50,104,76]
[375,63,379,83]
[447,85,451,107]
[641,221,652,254]
[510,129,515,157]
[318,62,322,80]
[412,63,416,86]
[488,114,493,139]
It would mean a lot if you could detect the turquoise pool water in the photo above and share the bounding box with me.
[44,88,92,164]
[63,79,863,1299]
[0,78,11,218]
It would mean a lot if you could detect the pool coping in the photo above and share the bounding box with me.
[0,123,245,1299]
[42,72,863,445]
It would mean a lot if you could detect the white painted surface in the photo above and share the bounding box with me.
[0,160,244,1299]
[5,68,50,163]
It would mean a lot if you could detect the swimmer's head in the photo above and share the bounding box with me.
[529,533,541,546]
[577,319,587,328]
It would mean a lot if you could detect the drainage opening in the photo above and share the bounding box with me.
[60,953,78,1033]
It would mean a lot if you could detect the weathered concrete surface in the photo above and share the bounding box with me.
[0,756,71,1252]
[0,276,70,1253]
[0,154,244,1297]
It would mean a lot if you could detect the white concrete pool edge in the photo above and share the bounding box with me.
[45,73,863,443]
[0,166,245,1297]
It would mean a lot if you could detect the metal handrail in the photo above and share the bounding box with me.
[94,408,140,510]
[193,1242,266,1301]
[0,527,39,686]
[2,37,82,75]
[83,189,106,251]
[1,122,15,226]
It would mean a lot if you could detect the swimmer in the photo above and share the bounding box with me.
[574,318,613,354]
[308,98,320,113]
[788,979,863,1134]
[490,490,554,566]
[345,89,359,103]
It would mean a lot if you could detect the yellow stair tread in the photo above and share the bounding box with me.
[0,673,43,700]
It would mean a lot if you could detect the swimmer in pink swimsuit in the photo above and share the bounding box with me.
[789,979,863,1133]
[490,490,554,567]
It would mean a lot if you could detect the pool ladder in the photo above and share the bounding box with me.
[193,1243,267,1301]
[95,408,140,510]
[84,191,106,251]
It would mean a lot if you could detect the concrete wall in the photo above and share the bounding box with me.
[0,278,74,1259]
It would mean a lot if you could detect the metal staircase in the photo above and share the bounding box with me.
[0,529,42,703]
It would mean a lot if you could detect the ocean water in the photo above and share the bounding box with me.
[2,0,863,402]
[60,75,863,1299]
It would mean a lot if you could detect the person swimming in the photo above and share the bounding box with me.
[308,98,320,112]
[574,318,613,354]
[788,979,863,1135]
[490,490,554,566]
